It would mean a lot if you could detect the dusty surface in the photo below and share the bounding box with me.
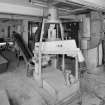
[80,70,105,105]
[0,50,55,105]
[0,72,56,105]
[1,50,105,105]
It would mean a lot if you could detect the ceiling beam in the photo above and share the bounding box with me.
[29,0,48,7]
[0,2,44,17]
[59,15,79,21]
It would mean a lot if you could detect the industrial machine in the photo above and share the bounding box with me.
[32,6,85,104]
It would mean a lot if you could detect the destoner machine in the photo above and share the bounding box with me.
[32,6,85,104]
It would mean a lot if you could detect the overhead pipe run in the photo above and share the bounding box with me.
[47,6,60,23]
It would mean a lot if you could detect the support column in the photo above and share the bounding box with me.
[22,20,28,45]
[80,12,104,73]
[80,14,90,62]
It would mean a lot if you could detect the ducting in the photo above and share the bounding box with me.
[47,6,60,23]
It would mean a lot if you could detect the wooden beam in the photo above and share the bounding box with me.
[0,13,42,21]
[58,8,89,16]
[59,15,79,21]
[0,2,44,16]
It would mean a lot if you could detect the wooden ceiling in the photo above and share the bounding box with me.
[30,0,92,15]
